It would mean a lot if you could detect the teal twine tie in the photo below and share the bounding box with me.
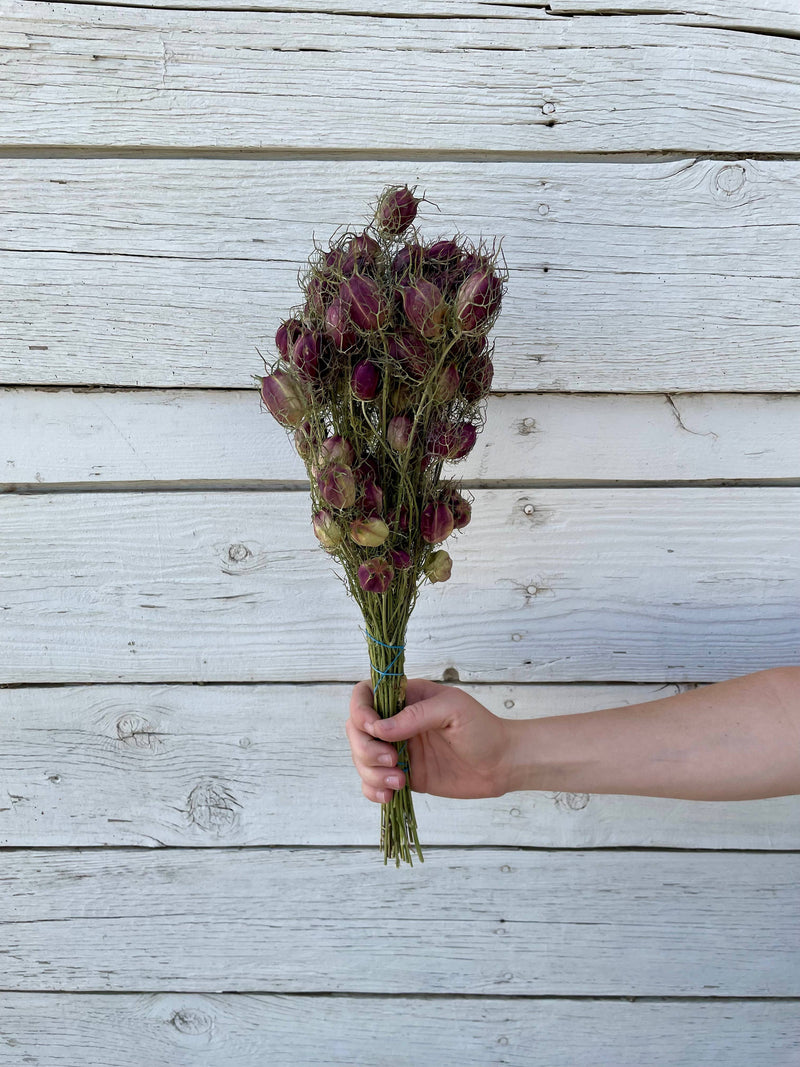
[364,628,409,773]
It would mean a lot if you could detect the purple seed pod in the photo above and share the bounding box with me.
[426,421,451,458]
[358,557,395,594]
[462,354,494,402]
[354,456,380,484]
[387,331,434,378]
[387,505,409,533]
[318,434,356,467]
[260,369,309,428]
[420,500,455,544]
[454,268,503,332]
[304,273,329,320]
[374,186,420,237]
[324,298,356,351]
[317,463,356,510]
[327,244,349,268]
[426,420,478,461]
[313,509,344,552]
[451,422,478,460]
[424,549,453,584]
[389,548,413,571]
[342,231,381,275]
[275,317,303,359]
[339,275,388,331]
[427,239,461,263]
[293,420,315,460]
[352,360,380,401]
[400,278,446,340]
[448,489,472,529]
[391,242,425,279]
[361,480,384,516]
[350,516,390,547]
[291,330,322,381]
[433,363,460,403]
[387,414,414,452]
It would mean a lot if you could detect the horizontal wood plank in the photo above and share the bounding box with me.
[1,488,797,684]
[0,992,797,1067]
[4,157,800,389]
[44,0,800,42]
[4,7,800,152]
[0,681,798,849]
[0,848,796,993]
[2,388,798,487]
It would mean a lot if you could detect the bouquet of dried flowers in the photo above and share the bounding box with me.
[257,186,505,865]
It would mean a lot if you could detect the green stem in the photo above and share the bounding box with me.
[366,629,424,867]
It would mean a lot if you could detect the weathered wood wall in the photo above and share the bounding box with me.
[0,2,798,1064]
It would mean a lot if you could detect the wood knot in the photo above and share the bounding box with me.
[516,417,538,436]
[442,666,460,683]
[552,791,591,812]
[186,779,241,835]
[171,1008,214,1035]
[116,714,163,750]
[227,543,250,563]
[714,163,746,197]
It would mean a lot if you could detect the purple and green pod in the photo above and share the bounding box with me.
[358,557,395,593]
[317,463,357,510]
[261,368,309,428]
[374,186,420,237]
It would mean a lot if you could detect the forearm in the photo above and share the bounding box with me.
[504,667,800,801]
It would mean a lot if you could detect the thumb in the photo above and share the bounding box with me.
[371,696,449,741]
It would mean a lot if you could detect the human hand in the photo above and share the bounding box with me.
[346,678,514,803]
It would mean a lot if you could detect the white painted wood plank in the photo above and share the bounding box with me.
[28,0,553,13]
[13,158,800,268]
[1,489,797,683]
[5,158,799,390]
[2,388,797,487]
[1,680,798,849]
[0,992,796,1067]
[0,848,795,993]
[49,0,800,38]
[51,0,800,38]
[10,253,799,391]
[4,6,800,152]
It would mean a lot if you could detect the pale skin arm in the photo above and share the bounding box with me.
[346,667,800,804]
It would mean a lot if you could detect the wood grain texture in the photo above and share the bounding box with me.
[43,0,800,41]
[4,158,800,389]
[4,6,800,152]
[0,992,797,1067]
[2,488,797,684]
[549,0,800,35]
[2,388,798,488]
[0,847,796,994]
[2,680,798,849]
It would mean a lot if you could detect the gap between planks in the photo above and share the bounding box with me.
[0,844,796,854]
[4,147,800,163]
[0,989,794,1001]
[4,479,800,493]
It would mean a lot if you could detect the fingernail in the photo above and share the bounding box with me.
[385,775,401,789]
[377,753,394,766]
[377,790,389,803]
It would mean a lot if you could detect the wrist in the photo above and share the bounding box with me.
[499,716,554,794]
